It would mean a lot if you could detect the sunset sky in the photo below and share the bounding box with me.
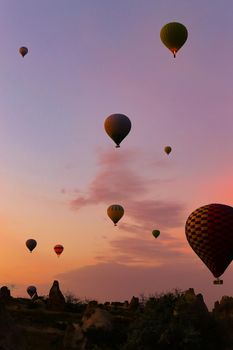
[0,0,232,308]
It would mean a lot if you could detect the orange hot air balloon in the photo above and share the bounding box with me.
[185,203,233,284]
[107,204,124,226]
[160,22,188,58]
[164,146,172,155]
[19,46,28,57]
[54,244,64,257]
[104,114,131,148]
[26,239,37,252]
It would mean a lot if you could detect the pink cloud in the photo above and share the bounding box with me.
[70,149,185,231]
[96,234,187,266]
[71,150,148,209]
[70,149,186,264]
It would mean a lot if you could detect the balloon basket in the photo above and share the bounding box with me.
[213,278,223,285]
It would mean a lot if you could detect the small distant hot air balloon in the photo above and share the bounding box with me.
[152,230,160,238]
[54,244,64,257]
[185,203,233,284]
[27,285,37,298]
[26,239,37,253]
[164,146,172,155]
[107,204,124,226]
[19,46,28,57]
[160,22,188,57]
[104,114,131,148]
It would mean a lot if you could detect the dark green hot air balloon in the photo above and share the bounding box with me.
[152,230,160,238]
[26,239,37,252]
[160,22,188,57]
[27,285,37,298]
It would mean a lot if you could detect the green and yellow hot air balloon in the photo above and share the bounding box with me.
[160,22,188,57]
[107,204,124,226]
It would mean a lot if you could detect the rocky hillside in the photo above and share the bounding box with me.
[0,282,232,350]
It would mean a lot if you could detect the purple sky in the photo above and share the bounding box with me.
[0,1,232,309]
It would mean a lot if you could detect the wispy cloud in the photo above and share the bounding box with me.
[71,150,148,208]
[70,149,185,228]
[96,233,188,266]
[70,149,186,264]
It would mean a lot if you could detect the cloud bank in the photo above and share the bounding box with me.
[70,149,187,264]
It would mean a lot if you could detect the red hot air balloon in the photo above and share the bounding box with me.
[185,203,233,284]
[54,244,64,257]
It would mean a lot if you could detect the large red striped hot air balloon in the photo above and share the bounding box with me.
[54,244,64,257]
[185,203,233,284]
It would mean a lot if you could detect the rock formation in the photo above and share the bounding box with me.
[47,280,66,311]
[0,286,12,304]
[213,296,233,319]
[129,296,139,311]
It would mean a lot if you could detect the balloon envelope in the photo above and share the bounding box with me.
[107,205,124,225]
[19,46,28,57]
[54,244,64,257]
[160,22,188,57]
[27,285,37,298]
[185,203,233,278]
[26,239,37,252]
[164,146,172,155]
[104,114,131,148]
[152,230,160,238]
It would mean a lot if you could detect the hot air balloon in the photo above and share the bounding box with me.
[27,285,37,298]
[104,114,131,148]
[107,205,124,226]
[26,239,37,253]
[152,230,160,238]
[19,46,28,57]
[160,22,188,57]
[54,244,64,257]
[185,203,233,284]
[164,146,172,155]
